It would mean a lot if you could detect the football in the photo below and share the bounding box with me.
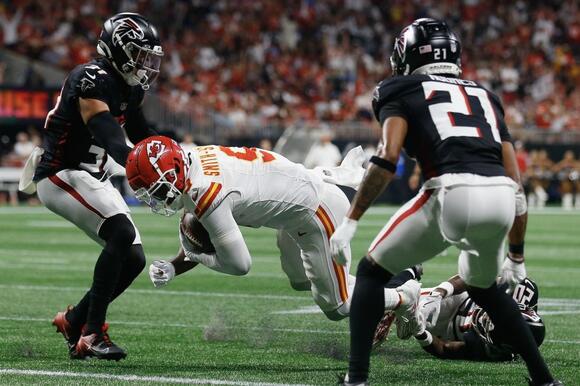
[180,212,216,254]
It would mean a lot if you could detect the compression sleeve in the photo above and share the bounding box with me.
[198,198,252,275]
[124,107,157,144]
[86,111,131,165]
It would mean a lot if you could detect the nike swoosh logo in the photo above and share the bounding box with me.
[298,231,307,237]
[85,72,96,79]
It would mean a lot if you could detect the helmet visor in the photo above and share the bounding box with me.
[126,42,163,89]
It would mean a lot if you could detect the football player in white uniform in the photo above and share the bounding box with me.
[125,136,421,321]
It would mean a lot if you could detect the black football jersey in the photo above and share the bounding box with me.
[34,58,145,181]
[372,74,511,179]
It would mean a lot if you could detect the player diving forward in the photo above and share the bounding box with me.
[18,13,163,360]
[328,18,560,385]
[125,136,420,322]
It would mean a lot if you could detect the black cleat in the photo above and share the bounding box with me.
[73,325,126,361]
[52,305,81,355]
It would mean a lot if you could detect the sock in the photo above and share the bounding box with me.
[468,283,553,384]
[65,292,90,330]
[348,257,393,383]
[85,249,123,334]
[110,245,146,301]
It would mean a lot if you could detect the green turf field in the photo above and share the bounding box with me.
[0,206,578,385]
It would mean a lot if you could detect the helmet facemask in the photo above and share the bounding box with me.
[135,168,184,216]
[120,42,163,90]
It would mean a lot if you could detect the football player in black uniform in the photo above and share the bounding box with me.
[329,18,560,385]
[29,13,162,360]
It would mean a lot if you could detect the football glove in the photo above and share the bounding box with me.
[418,292,443,329]
[330,218,357,265]
[149,260,175,288]
[499,257,526,293]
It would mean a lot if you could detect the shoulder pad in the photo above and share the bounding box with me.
[372,75,425,121]
[71,63,115,101]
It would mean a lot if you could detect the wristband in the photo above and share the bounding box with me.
[415,330,433,347]
[369,156,397,173]
[509,243,524,256]
[434,281,454,298]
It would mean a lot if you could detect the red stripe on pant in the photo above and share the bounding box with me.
[48,175,105,219]
[369,190,433,253]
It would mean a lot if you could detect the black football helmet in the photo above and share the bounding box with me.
[471,304,546,350]
[390,18,461,77]
[97,13,163,90]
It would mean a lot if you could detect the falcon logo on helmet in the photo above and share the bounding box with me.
[112,18,145,47]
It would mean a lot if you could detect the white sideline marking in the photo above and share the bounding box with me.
[0,284,312,301]
[0,315,345,335]
[0,369,310,386]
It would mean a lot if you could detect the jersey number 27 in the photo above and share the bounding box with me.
[422,81,501,143]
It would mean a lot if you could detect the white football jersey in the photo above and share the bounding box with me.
[182,145,326,230]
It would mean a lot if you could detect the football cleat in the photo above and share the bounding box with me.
[372,311,395,349]
[73,324,126,361]
[52,305,81,354]
[337,374,369,386]
[394,280,421,340]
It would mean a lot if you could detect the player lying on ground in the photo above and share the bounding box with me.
[416,276,545,361]
[125,136,419,321]
[376,270,545,362]
[329,18,560,385]
[19,13,163,360]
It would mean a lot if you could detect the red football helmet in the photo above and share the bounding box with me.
[126,136,189,216]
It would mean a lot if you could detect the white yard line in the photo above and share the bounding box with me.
[0,369,311,386]
[0,315,345,335]
[0,284,312,301]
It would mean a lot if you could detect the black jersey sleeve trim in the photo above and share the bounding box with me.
[87,111,131,166]
[378,100,408,127]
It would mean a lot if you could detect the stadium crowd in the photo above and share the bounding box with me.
[0,0,578,131]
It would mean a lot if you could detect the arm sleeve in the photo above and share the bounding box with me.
[86,111,131,166]
[124,106,157,144]
[195,198,252,275]
[462,331,515,362]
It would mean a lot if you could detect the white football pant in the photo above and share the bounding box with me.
[368,174,517,288]
[36,169,141,246]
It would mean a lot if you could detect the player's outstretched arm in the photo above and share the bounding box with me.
[415,332,467,360]
[500,141,527,289]
[79,97,131,165]
[330,116,407,264]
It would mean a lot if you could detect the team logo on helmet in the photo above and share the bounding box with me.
[112,17,145,47]
[146,140,167,170]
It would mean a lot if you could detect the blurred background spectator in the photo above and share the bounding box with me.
[0,0,578,207]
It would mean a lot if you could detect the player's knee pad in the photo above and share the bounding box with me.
[100,214,136,255]
[289,281,311,291]
[356,256,393,282]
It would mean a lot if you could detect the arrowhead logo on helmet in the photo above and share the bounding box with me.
[126,136,188,216]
